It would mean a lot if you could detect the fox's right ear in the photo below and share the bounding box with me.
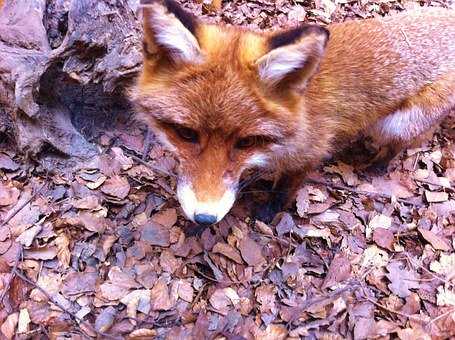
[256,25,329,88]
[141,0,202,65]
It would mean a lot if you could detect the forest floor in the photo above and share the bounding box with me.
[1,0,455,339]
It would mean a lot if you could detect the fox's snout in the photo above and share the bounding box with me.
[176,180,237,225]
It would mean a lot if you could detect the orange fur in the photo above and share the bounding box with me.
[131,1,455,223]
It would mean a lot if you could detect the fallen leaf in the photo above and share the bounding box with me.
[275,213,295,237]
[109,266,141,289]
[55,233,71,268]
[0,154,20,171]
[425,190,449,203]
[17,308,30,334]
[367,214,392,239]
[210,288,238,313]
[418,228,451,251]
[151,278,174,311]
[95,306,116,333]
[72,195,101,210]
[177,280,194,303]
[0,183,20,207]
[16,225,42,247]
[24,247,57,260]
[100,282,130,301]
[213,242,243,264]
[373,228,395,251]
[296,187,309,217]
[101,175,130,199]
[436,285,455,306]
[128,329,157,338]
[238,236,265,267]
[62,272,98,297]
[151,208,177,228]
[140,222,170,247]
[0,313,18,339]
[430,253,455,278]
[322,253,351,288]
[386,261,420,298]
[120,289,151,318]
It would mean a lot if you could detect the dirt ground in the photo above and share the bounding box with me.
[0,0,455,339]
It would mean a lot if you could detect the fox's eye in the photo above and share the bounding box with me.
[175,126,199,143]
[235,136,271,149]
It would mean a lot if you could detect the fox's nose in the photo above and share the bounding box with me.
[194,213,217,226]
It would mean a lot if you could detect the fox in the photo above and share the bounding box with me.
[131,0,455,225]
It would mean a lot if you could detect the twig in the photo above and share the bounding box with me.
[190,283,208,309]
[414,178,454,191]
[306,178,421,207]
[405,253,452,286]
[0,246,23,306]
[360,288,421,322]
[0,182,47,228]
[12,269,121,340]
[121,146,175,178]
[426,308,455,328]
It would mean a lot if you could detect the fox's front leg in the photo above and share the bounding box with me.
[255,171,307,223]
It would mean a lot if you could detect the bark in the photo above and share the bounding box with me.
[0,0,142,160]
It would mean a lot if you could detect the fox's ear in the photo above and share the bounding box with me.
[141,0,202,64]
[256,25,329,87]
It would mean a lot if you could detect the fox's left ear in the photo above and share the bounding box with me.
[141,0,202,64]
[256,25,329,88]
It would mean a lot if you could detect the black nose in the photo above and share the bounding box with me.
[194,214,217,225]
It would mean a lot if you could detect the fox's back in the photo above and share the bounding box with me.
[307,8,455,130]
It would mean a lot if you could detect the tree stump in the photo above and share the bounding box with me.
[0,0,142,160]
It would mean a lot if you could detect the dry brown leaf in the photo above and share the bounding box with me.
[0,312,18,339]
[24,246,57,260]
[120,289,151,321]
[238,236,265,267]
[109,266,141,289]
[151,208,177,228]
[151,278,174,311]
[99,282,130,301]
[128,328,157,338]
[140,222,170,247]
[16,225,42,247]
[255,324,288,340]
[71,195,101,210]
[386,261,420,298]
[430,253,455,278]
[62,272,98,297]
[418,228,451,251]
[397,327,432,340]
[55,233,71,268]
[296,187,309,217]
[373,227,395,251]
[177,280,194,303]
[101,175,130,199]
[322,253,351,289]
[0,183,20,207]
[325,163,360,186]
[95,306,116,333]
[213,242,243,264]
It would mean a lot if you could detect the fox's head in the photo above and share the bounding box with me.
[131,0,329,225]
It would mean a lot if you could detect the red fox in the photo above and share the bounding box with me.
[131,0,455,225]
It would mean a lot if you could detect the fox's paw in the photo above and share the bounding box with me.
[364,159,390,176]
[254,199,284,224]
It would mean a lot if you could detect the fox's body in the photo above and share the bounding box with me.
[132,0,455,224]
